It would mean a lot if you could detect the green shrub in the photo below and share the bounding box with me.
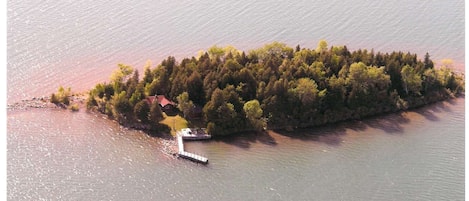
[50,93,60,104]
[69,104,79,112]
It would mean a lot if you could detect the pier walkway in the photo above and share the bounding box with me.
[177,135,208,164]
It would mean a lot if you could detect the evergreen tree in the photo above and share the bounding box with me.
[423,52,434,69]
[186,71,205,105]
[111,91,132,122]
[134,100,151,123]
[177,92,195,118]
[149,98,164,125]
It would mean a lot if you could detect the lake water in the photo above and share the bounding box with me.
[7,0,465,200]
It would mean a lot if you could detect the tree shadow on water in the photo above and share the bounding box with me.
[273,111,412,146]
[212,98,460,148]
[412,100,456,122]
[414,109,440,121]
[363,112,409,134]
[212,130,278,149]
[272,124,349,147]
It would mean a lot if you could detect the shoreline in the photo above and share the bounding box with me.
[7,94,88,111]
[7,92,464,145]
[7,91,465,127]
[7,93,180,157]
[6,90,465,164]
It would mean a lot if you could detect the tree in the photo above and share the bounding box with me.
[127,69,139,90]
[422,68,437,92]
[243,100,266,131]
[160,56,176,77]
[110,63,134,93]
[203,88,239,135]
[235,68,257,101]
[59,86,71,105]
[110,63,134,84]
[293,78,319,105]
[223,45,240,57]
[316,40,328,53]
[250,41,294,63]
[295,44,301,52]
[325,75,347,109]
[203,89,224,135]
[169,73,187,100]
[111,91,132,122]
[152,66,171,96]
[436,66,453,88]
[142,60,154,84]
[134,100,150,123]
[50,86,71,105]
[401,65,422,95]
[203,71,220,101]
[129,83,145,106]
[346,62,391,110]
[50,93,59,104]
[423,52,434,69]
[309,61,327,87]
[177,92,195,118]
[186,71,205,105]
[103,83,114,99]
[207,45,225,60]
[149,98,164,125]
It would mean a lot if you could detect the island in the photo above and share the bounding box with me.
[78,41,463,137]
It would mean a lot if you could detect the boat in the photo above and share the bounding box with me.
[177,128,211,140]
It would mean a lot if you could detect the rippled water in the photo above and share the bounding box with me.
[8,98,465,200]
[7,0,464,103]
[7,0,465,200]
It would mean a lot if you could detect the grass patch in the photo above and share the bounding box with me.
[160,114,189,136]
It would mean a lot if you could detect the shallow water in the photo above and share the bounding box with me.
[7,0,465,200]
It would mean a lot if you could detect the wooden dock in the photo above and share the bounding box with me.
[177,135,208,164]
[177,128,211,140]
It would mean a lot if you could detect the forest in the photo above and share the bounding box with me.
[85,40,464,136]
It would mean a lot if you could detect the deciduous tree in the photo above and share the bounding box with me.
[243,100,266,131]
[401,65,422,95]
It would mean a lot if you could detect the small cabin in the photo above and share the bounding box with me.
[146,95,176,112]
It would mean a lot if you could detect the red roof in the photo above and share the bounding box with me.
[157,95,175,108]
[147,95,175,108]
[146,96,157,104]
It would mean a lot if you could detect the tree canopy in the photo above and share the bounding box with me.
[86,41,464,135]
